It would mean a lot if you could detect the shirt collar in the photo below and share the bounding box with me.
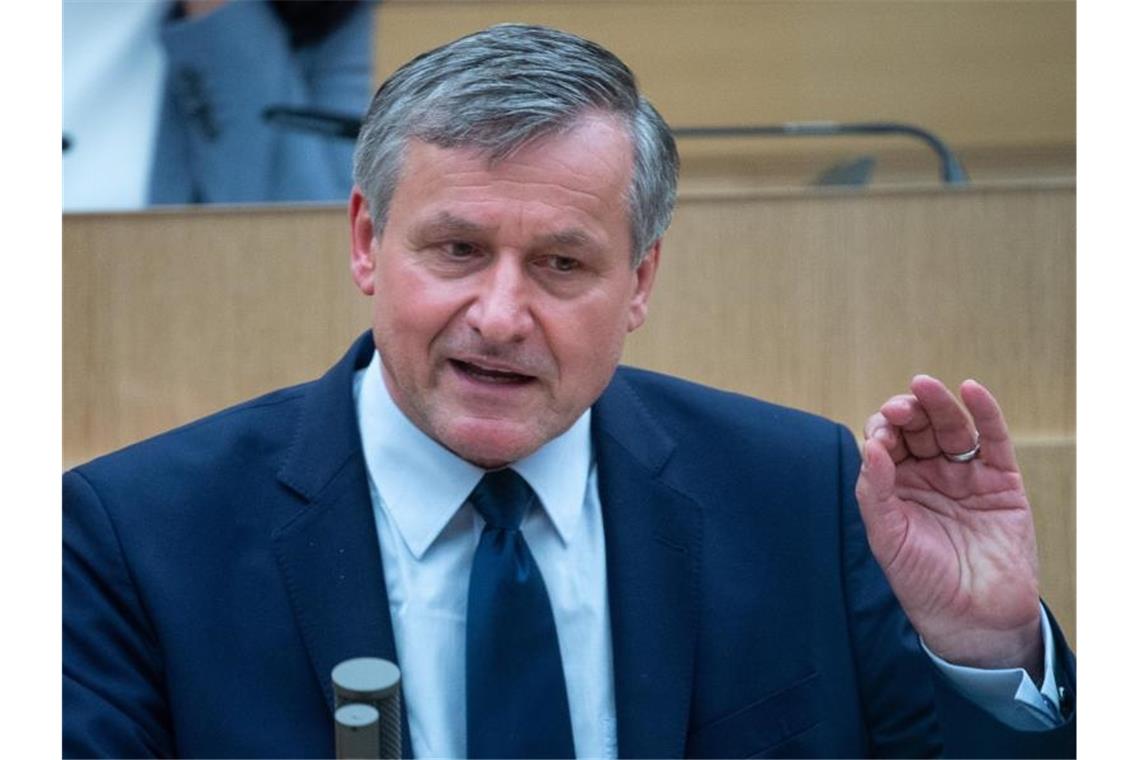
[355,350,593,559]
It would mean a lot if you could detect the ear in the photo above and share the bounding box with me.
[349,186,377,296]
[626,239,661,333]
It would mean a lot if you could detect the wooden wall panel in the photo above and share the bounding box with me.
[63,181,1075,638]
[1019,441,1076,646]
[62,206,370,467]
[625,183,1076,438]
[375,1,1075,183]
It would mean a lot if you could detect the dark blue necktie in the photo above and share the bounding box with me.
[466,469,575,759]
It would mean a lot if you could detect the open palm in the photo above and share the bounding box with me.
[856,376,1042,675]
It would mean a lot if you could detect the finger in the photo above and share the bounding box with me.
[910,374,977,457]
[863,411,908,464]
[879,394,917,425]
[960,379,1019,472]
[880,394,940,459]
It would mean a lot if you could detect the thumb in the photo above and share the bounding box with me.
[856,437,906,559]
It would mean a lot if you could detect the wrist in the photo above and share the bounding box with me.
[925,619,1044,683]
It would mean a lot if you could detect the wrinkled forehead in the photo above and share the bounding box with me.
[385,121,636,253]
[392,111,633,200]
[406,104,633,163]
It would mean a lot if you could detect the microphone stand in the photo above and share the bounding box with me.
[262,107,968,186]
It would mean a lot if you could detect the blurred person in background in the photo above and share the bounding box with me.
[63,0,375,211]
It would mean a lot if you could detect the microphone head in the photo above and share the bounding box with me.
[335,703,381,759]
[815,155,877,187]
[332,657,401,703]
[336,703,380,728]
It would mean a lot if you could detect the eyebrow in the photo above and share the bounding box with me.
[410,211,602,254]
[410,211,488,241]
[536,228,597,252]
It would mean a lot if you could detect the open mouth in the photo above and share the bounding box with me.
[450,359,536,385]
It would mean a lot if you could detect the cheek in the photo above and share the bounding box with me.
[546,295,631,373]
[375,260,462,331]
[371,278,455,382]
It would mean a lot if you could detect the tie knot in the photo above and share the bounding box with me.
[469,469,535,530]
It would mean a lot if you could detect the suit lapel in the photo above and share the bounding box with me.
[271,333,414,756]
[270,343,700,758]
[594,372,701,758]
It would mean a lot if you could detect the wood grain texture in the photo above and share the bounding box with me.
[63,181,1075,638]
[375,0,1075,184]
[1018,439,1076,646]
[63,205,370,467]
[625,182,1076,439]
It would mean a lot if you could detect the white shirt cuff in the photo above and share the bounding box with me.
[921,604,1063,730]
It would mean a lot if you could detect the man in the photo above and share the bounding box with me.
[64,24,1075,758]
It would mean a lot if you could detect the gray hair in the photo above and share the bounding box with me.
[352,24,679,266]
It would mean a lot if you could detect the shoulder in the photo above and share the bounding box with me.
[609,364,850,453]
[62,379,335,603]
[73,382,310,482]
[67,332,374,516]
[65,381,319,530]
[599,365,864,519]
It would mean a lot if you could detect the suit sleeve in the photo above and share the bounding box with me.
[149,0,374,204]
[63,470,173,758]
[835,425,943,757]
[930,605,1076,759]
[835,426,1076,758]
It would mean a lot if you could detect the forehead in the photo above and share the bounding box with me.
[386,115,634,247]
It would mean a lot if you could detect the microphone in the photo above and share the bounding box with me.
[332,657,402,760]
[335,703,381,760]
[671,121,969,184]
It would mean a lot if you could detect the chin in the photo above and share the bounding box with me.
[441,419,546,469]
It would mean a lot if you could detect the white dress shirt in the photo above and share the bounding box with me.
[354,352,617,758]
[353,350,1062,757]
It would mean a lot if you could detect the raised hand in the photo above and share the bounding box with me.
[855,375,1043,679]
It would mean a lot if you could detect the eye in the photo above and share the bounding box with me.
[444,241,480,259]
[546,255,580,273]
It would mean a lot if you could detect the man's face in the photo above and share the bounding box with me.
[350,114,660,468]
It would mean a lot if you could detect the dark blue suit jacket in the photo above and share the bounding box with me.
[63,333,1075,758]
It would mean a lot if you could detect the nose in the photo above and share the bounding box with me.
[464,258,535,344]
